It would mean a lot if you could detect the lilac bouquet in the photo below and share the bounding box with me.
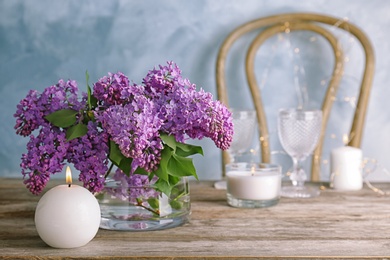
[14,61,233,196]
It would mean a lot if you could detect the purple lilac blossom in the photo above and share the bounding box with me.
[142,61,182,97]
[66,121,109,193]
[142,62,234,148]
[96,98,163,173]
[14,80,80,137]
[93,72,130,106]
[120,83,146,101]
[14,79,91,194]
[20,126,69,194]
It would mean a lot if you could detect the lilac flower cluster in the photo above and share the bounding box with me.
[142,62,234,149]
[15,80,84,194]
[67,121,109,193]
[14,61,233,196]
[20,126,69,194]
[97,99,163,173]
[93,72,130,106]
[14,79,80,137]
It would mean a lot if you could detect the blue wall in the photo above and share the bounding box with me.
[1,0,390,181]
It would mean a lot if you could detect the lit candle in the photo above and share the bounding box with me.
[35,166,101,248]
[330,146,363,190]
[226,163,281,208]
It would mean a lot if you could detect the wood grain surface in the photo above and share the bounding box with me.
[1,178,390,259]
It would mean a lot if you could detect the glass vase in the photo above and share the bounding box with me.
[96,177,190,231]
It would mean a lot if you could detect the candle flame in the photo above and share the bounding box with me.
[66,166,72,185]
[342,134,349,145]
[250,165,256,176]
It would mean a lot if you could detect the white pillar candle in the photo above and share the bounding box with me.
[35,167,101,248]
[330,146,363,191]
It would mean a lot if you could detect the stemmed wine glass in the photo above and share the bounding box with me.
[228,109,257,163]
[214,109,257,189]
[277,108,322,198]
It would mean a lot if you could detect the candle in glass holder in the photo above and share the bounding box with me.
[330,146,363,190]
[35,166,101,248]
[226,163,281,208]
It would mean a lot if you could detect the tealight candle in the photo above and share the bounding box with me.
[330,146,363,191]
[226,163,281,208]
[35,166,101,248]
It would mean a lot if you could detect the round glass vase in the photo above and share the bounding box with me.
[95,177,190,231]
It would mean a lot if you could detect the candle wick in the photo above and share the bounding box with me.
[68,183,71,188]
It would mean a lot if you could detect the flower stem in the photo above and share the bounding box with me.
[104,163,114,179]
[172,190,186,202]
[136,199,160,216]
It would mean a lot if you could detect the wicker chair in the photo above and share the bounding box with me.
[216,13,375,181]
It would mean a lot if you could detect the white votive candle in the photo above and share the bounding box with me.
[227,171,281,200]
[226,163,281,201]
[35,167,101,248]
[330,146,363,191]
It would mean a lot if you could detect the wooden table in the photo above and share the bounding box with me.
[1,178,390,259]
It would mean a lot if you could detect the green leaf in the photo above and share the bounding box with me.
[170,200,182,210]
[86,71,91,109]
[108,140,123,166]
[153,145,173,182]
[89,93,98,109]
[176,142,204,157]
[170,184,182,198]
[153,179,172,196]
[66,123,88,141]
[160,134,203,157]
[108,140,132,175]
[148,172,155,182]
[118,158,132,176]
[167,154,198,180]
[134,167,148,176]
[147,198,159,210]
[160,134,177,150]
[169,175,181,186]
[45,109,78,128]
[86,71,98,109]
[86,70,89,85]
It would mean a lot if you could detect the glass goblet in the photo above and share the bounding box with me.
[277,108,322,198]
[214,109,257,190]
[228,109,257,163]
